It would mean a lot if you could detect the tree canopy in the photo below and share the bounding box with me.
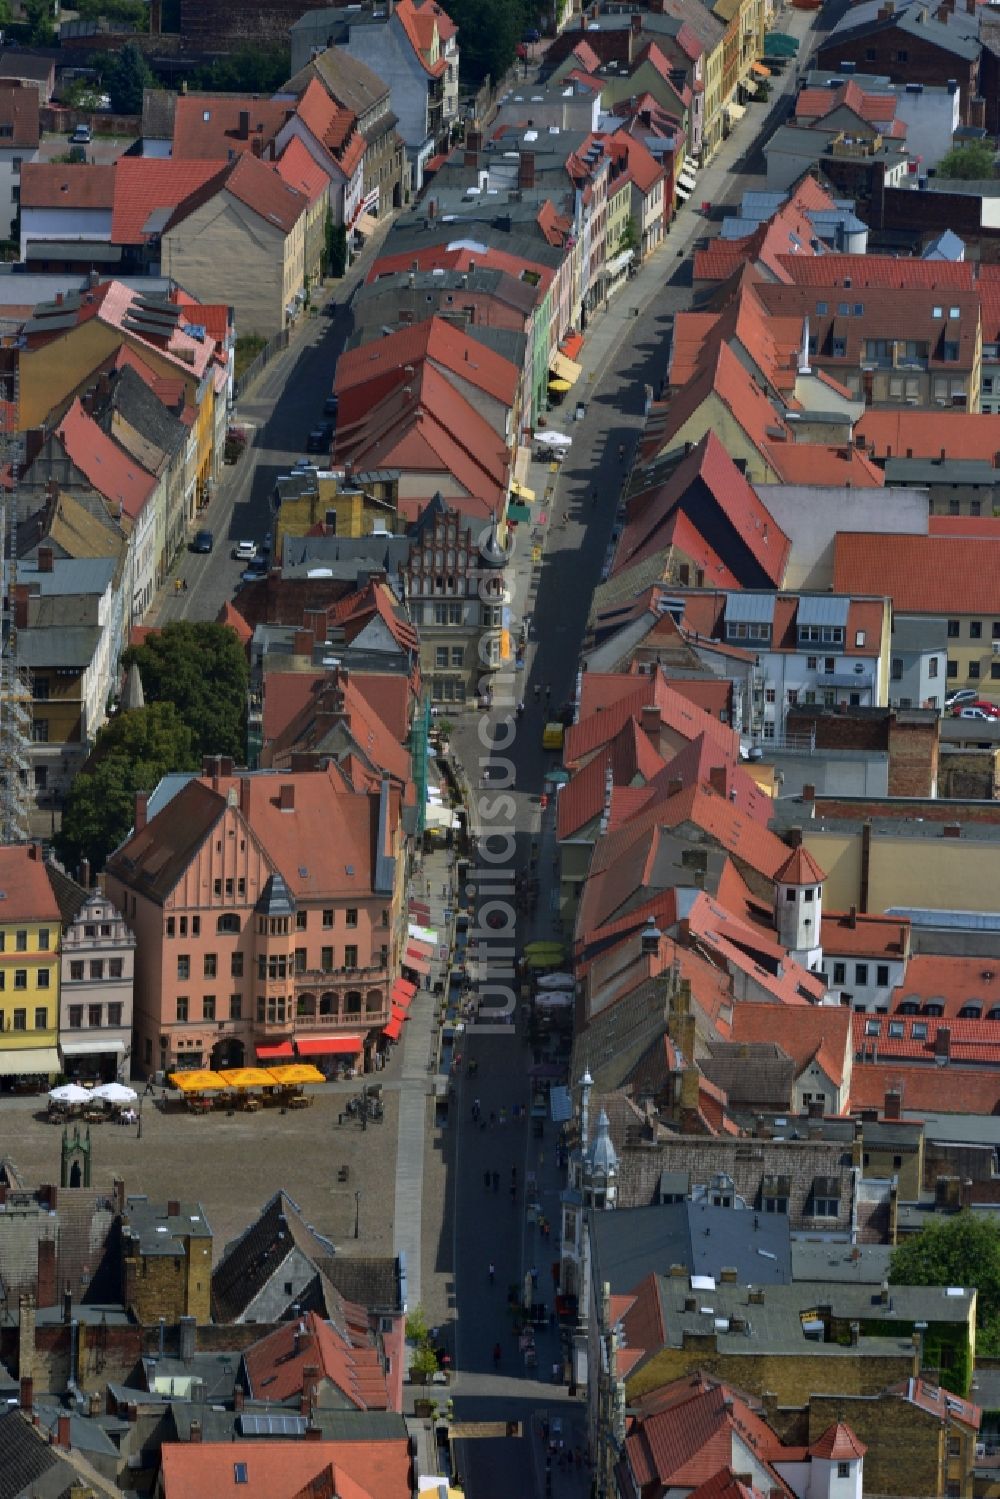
[56,702,199,873]
[936,140,997,181]
[447,0,530,86]
[889,1210,1000,1367]
[123,620,249,763]
[100,41,156,114]
[186,45,291,95]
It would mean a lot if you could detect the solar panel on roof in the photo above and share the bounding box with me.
[237,1413,307,1437]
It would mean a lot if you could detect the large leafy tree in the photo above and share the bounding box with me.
[102,41,156,114]
[890,1211,1000,1327]
[123,621,249,762]
[935,140,997,181]
[56,702,198,873]
[447,0,527,86]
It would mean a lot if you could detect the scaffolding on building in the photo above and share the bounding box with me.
[0,356,31,845]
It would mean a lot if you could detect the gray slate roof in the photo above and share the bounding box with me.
[17,627,99,669]
[589,1200,792,1297]
[18,557,116,596]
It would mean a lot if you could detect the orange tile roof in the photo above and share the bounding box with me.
[853,1013,1000,1064]
[557,716,668,841]
[779,253,977,290]
[891,953,1000,1019]
[775,845,826,886]
[889,1377,980,1430]
[244,1309,388,1408]
[833,532,1000,615]
[567,672,739,769]
[657,340,791,466]
[821,911,909,959]
[111,157,224,245]
[730,999,852,1087]
[761,442,884,488]
[171,93,289,159]
[394,0,451,76]
[929,515,1000,538]
[0,83,38,149]
[276,133,330,205]
[849,1061,1000,1113]
[368,241,554,298]
[686,890,826,1007]
[625,1376,789,1493]
[855,408,1000,463]
[58,398,156,520]
[295,77,364,171]
[796,79,898,126]
[809,1423,866,1461]
[160,1438,412,1499]
[618,432,789,589]
[217,600,252,646]
[165,153,308,238]
[336,315,519,406]
[0,845,62,924]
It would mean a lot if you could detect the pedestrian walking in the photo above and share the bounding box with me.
[484,1170,491,1190]
[530,1265,539,1289]
[545,683,552,703]
[493,1343,502,1367]
[492,1170,500,1192]
[552,1361,561,1384]
[488,1261,495,1284]
[499,1106,507,1125]
[533,684,540,703]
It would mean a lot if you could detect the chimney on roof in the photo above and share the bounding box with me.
[19,1376,32,1413]
[787,825,803,848]
[304,1422,323,1440]
[884,1089,902,1120]
[38,545,53,574]
[641,703,661,743]
[293,628,314,658]
[848,904,857,929]
[134,791,148,832]
[239,108,250,139]
[935,1026,952,1060]
[239,775,251,818]
[518,151,536,189]
[428,197,437,220]
[279,783,296,812]
[708,765,728,798]
[55,1413,71,1450]
[631,11,642,33]
[189,1419,202,1444]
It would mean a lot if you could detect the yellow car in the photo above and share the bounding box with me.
[542,722,565,751]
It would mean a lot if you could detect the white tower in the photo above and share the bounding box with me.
[774,841,826,972]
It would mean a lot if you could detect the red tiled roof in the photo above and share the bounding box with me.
[730,1000,851,1088]
[164,153,308,238]
[1,846,62,924]
[892,953,1000,1019]
[850,1061,1000,1114]
[368,241,554,298]
[852,1013,1000,1064]
[662,677,732,721]
[775,845,826,886]
[112,157,224,245]
[20,161,114,210]
[295,77,364,173]
[617,432,789,589]
[821,911,909,959]
[276,133,330,205]
[855,408,1000,463]
[394,0,451,76]
[624,1377,788,1492]
[160,1438,412,1499]
[0,83,38,148]
[796,79,898,126]
[928,515,1000,538]
[761,442,884,488]
[58,398,155,519]
[833,532,1000,615]
[336,315,519,406]
[243,1309,388,1409]
[656,340,791,467]
[567,672,739,768]
[809,1423,866,1461]
[557,716,668,841]
[779,253,976,290]
[685,890,826,1007]
[217,600,252,646]
[172,93,289,159]
[686,1471,764,1499]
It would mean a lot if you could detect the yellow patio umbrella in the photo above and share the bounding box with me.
[169,1070,229,1093]
[266,1064,326,1086]
[218,1067,277,1090]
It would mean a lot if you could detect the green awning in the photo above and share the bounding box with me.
[767,30,799,46]
[508,502,531,522]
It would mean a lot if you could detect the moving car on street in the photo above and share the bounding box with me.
[232,540,257,562]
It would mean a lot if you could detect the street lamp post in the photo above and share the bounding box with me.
[354,1189,362,1240]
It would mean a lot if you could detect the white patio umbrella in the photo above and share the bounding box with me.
[534,430,572,449]
[48,1083,89,1106]
[537,972,576,990]
[92,1082,138,1104]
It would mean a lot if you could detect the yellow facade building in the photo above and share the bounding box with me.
[0,845,63,1081]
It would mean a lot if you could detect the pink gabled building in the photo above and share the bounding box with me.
[104,759,408,1079]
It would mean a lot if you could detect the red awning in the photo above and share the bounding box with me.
[383,1014,404,1042]
[408,938,434,957]
[391,1004,410,1024]
[296,1035,363,1057]
[560,331,584,361]
[392,980,415,1009]
[408,902,431,922]
[403,948,431,976]
[256,1041,294,1059]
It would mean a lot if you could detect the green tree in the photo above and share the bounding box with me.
[446,0,527,86]
[56,702,199,873]
[123,620,249,762]
[936,140,997,180]
[618,216,639,254]
[328,219,348,278]
[103,41,155,114]
[890,1211,1000,1356]
[187,45,291,94]
[21,0,54,46]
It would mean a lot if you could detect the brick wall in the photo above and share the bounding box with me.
[124,1235,211,1326]
[178,0,334,49]
[815,27,977,120]
[926,1140,1000,1188]
[627,1345,914,1404]
[887,717,939,799]
[806,1391,944,1498]
[938,750,998,802]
